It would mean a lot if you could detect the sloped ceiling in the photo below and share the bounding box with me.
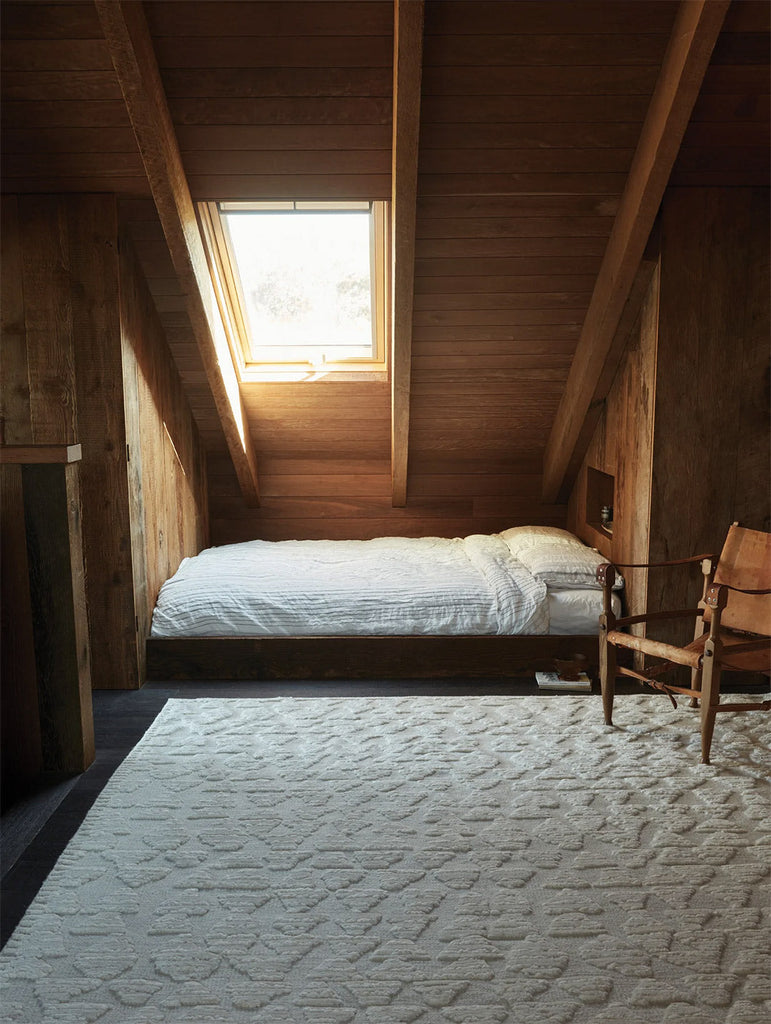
[2,1,768,539]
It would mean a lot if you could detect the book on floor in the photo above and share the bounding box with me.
[536,671,592,692]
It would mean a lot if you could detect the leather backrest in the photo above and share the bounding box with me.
[712,525,771,636]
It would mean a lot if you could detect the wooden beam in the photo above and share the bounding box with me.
[542,0,730,503]
[0,443,82,464]
[391,0,424,507]
[94,0,260,506]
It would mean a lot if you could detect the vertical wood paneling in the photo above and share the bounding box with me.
[648,187,771,646]
[2,2,768,564]
[21,461,94,772]
[0,197,32,445]
[568,261,659,627]
[119,233,208,629]
[68,194,140,690]
[0,194,85,799]
[735,189,771,528]
[0,464,42,805]
[18,196,77,444]
[569,186,770,659]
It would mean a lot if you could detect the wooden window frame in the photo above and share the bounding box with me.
[198,200,390,380]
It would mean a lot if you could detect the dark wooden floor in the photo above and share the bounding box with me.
[0,675,660,948]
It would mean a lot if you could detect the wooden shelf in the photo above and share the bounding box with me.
[585,467,615,543]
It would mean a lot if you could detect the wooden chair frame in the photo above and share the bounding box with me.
[597,525,771,764]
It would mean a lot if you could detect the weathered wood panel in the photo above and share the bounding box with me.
[0,464,42,806]
[647,188,771,646]
[18,196,78,444]
[3,1,767,570]
[1,196,139,690]
[568,186,770,666]
[0,197,31,445]
[67,195,140,691]
[119,233,209,642]
[568,261,659,630]
[21,461,94,772]
[672,0,770,187]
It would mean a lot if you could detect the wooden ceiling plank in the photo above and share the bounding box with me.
[391,0,424,507]
[94,0,259,506]
[541,0,731,504]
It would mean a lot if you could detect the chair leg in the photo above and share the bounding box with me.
[599,619,616,726]
[689,664,702,709]
[699,647,721,765]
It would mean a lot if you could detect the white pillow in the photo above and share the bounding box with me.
[500,526,585,558]
[499,527,623,590]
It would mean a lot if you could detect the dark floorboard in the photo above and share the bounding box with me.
[0,675,691,949]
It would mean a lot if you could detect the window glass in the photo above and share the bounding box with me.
[220,203,378,366]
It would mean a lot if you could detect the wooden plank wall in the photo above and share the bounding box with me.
[0,194,208,699]
[647,187,770,646]
[205,0,677,543]
[1,193,90,794]
[0,464,42,802]
[671,0,770,188]
[0,195,138,689]
[1,2,146,195]
[567,262,660,627]
[2,1,768,553]
[148,0,394,202]
[119,233,209,645]
[568,188,770,650]
[406,0,670,530]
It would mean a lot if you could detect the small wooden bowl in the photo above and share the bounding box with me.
[553,654,589,681]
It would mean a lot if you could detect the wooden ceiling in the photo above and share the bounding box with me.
[2,1,768,537]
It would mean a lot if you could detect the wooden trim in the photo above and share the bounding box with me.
[146,634,599,681]
[0,443,82,464]
[542,0,730,503]
[94,0,260,507]
[200,200,390,374]
[196,201,250,371]
[391,0,424,507]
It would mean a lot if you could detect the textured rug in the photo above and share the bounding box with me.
[1,695,769,1024]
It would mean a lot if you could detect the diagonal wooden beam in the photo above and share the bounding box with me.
[95,0,259,506]
[542,0,730,504]
[391,0,424,507]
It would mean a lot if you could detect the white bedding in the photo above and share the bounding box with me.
[548,588,622,634]
[151,532,615,639]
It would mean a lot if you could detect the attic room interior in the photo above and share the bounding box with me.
[0,0,769,1018]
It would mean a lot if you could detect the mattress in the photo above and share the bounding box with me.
[151,531,620,639]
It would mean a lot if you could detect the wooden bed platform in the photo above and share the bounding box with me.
[145,634,599,681]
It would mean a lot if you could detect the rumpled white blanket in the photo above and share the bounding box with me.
[150,534,550,637]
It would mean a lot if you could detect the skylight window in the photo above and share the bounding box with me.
[198,200,389,376]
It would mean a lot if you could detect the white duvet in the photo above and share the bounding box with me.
[150,534,552,638]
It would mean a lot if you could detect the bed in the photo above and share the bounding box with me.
[145,526,622,680]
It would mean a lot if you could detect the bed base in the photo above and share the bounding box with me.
[145,635,599,681]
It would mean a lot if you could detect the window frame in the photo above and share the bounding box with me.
[198,199,390,380]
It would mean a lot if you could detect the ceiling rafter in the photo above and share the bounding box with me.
[391,0,424,507]
[542,0,731,504]
[94,0,260,506]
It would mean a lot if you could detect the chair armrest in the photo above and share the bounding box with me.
[706,583,771,602]
[598,553,717,575]
[614,608,704,628]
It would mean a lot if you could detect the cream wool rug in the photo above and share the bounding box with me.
[1,695,769,1024]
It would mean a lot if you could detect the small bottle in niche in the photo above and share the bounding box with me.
[600,505,613,527]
